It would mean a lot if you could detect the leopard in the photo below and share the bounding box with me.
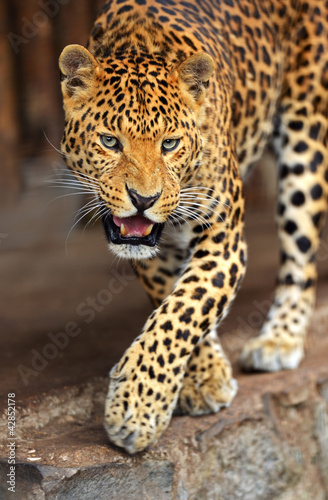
[58,0,328,454]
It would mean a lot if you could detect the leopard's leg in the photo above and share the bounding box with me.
[104,158,246,453]
[135,243,238,417]
[241,6,328,371]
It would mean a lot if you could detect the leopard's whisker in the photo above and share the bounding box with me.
[180,189,231,209]
[75,199,102,218]
[83,204,107,232]
[179,200,224,219]
[180,197,231,216]
[47,183,100,194]
[174,206,212,230]
[90,205,109,225]
[180,200,217,211]
[48,175,101,189]
[168,212,189,229]
[48,168,101,186]
[42,129,64,156]
[65,202,102,254]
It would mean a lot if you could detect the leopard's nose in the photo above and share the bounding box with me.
[127,188,160,213]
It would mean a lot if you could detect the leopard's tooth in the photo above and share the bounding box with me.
[143,224,153,237]
[120,223,128,236]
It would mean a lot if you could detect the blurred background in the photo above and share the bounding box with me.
[1,0,106,203]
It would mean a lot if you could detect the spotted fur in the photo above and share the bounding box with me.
[59,0,328,453]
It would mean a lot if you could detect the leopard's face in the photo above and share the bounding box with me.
[60,46,212,259]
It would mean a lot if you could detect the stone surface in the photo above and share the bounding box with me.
[1,168,328,499]
[1,348,328,499]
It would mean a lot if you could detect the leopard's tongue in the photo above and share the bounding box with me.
[113,215,154,237]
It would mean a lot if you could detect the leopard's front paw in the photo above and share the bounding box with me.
[104,364,177,454]
[177,338,237,416]
[240,331,304,372]
[178,373,237,416]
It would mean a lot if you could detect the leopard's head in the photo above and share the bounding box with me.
[59,44,213,259]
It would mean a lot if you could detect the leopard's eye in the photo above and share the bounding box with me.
[162,138,180,152]
[100,135,120,149]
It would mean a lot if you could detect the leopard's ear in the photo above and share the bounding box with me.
[59,44,101,101]
[178,52,214,104]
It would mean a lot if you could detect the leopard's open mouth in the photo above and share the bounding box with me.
[102,213,164,247]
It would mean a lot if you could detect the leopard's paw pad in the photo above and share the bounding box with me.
[240,332,304,372]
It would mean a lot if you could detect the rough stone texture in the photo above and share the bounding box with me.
[1,168,328,499]
[1,329,328,499]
